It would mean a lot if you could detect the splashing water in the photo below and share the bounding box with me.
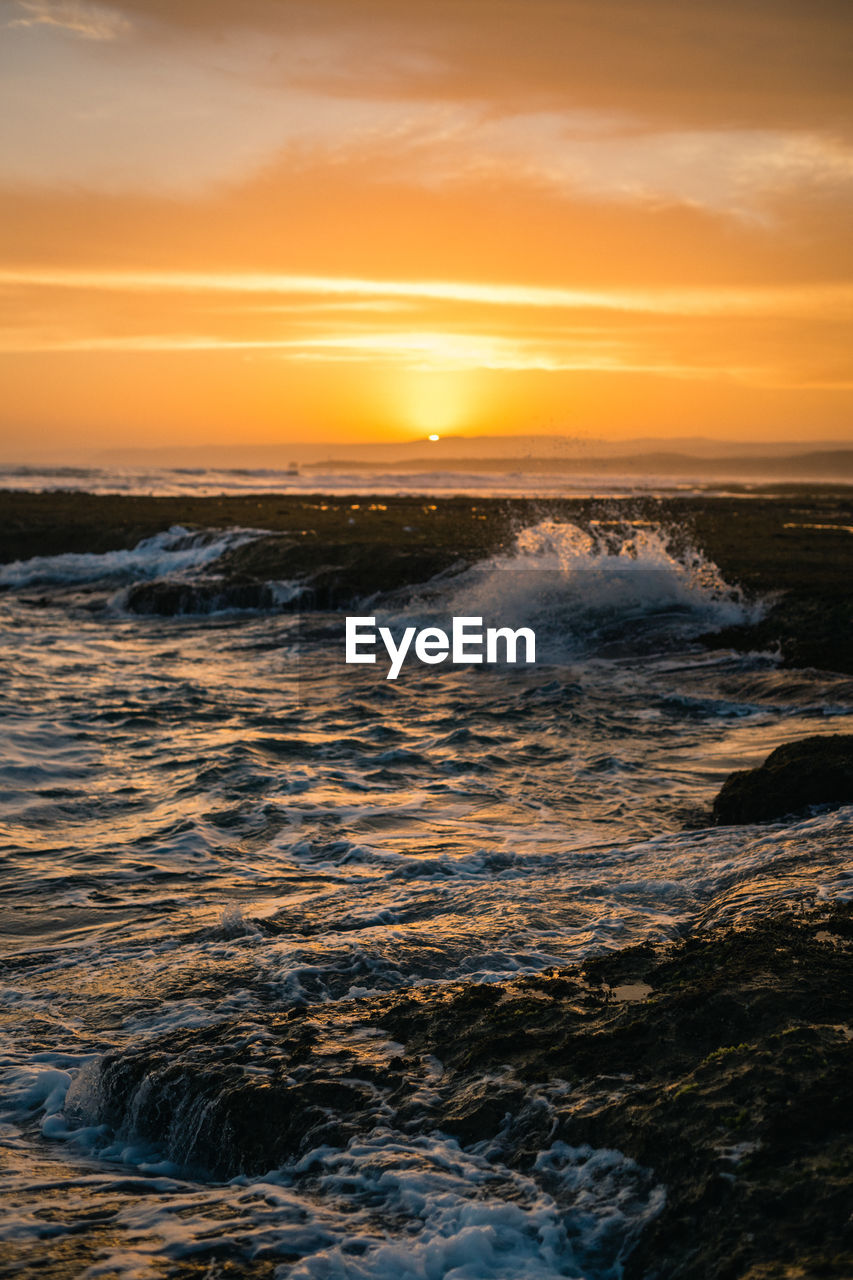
[384,519,759,661]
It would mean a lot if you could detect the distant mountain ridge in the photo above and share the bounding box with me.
[301,450,853,477]
[6,436,852,471]
[92,436,853,468]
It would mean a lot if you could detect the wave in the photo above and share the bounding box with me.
[380,519,762,660]
[3,460,847,499]
[119,575,302,617]
[0,526,258,589]
[1,517,760,646]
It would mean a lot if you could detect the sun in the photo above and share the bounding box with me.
[387,368,478,439]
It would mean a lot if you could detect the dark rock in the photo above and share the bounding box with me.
[78,905,853,1278]
[713,735,853,824]
[440,1078,527,1144]
[88,1018,414,1177]
[123,577,279,616]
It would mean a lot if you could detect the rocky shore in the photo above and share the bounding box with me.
[78,900,853,1279]
[2,487,852,672]
[2,487,852,1276]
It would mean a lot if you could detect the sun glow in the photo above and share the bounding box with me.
[389,369,477,438]
[1,0,851,450]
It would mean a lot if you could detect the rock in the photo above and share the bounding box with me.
[123,577,279,616]
[713,734,853,825]
[86,1014,415,1177]
[74,904,853,1278]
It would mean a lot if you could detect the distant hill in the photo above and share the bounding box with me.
[302,450,853,477]
[85,436,853,471]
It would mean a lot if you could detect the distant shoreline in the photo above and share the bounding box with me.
[295,449,853,477]
[2,448,853,483]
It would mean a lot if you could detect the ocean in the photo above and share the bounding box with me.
[1,474,852,1278]
[0,463,809,500]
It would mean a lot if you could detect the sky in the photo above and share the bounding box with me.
[1,0,852,456]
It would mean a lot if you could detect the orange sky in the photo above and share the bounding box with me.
[1,0,852,455]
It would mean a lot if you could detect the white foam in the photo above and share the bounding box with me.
[12,1128,659,1280]
[381,520,760,661]
[0,526,259,589]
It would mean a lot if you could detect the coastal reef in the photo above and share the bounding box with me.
[77,903,853,1280]
[2,489,852,672]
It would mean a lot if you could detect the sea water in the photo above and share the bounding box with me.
[1,508,852,1277]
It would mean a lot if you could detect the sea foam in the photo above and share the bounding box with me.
[0,526,258,589]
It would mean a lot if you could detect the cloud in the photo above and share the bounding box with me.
[3,268,852,319]
[389,113,853,223]
[1,267,850,390]
[0,325,728,377]
[4,323,845,390]
[42,0,853,132]
[8,0,130,39]
[1,0,851,223]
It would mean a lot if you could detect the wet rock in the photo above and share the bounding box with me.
[220,535,468,610]
[81,905,853,1278]
[713,734,853,824]
[439,1078,527,1144]
[89,1017,415,1177]
[375,909,853,1280]
[123,577,279,616]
